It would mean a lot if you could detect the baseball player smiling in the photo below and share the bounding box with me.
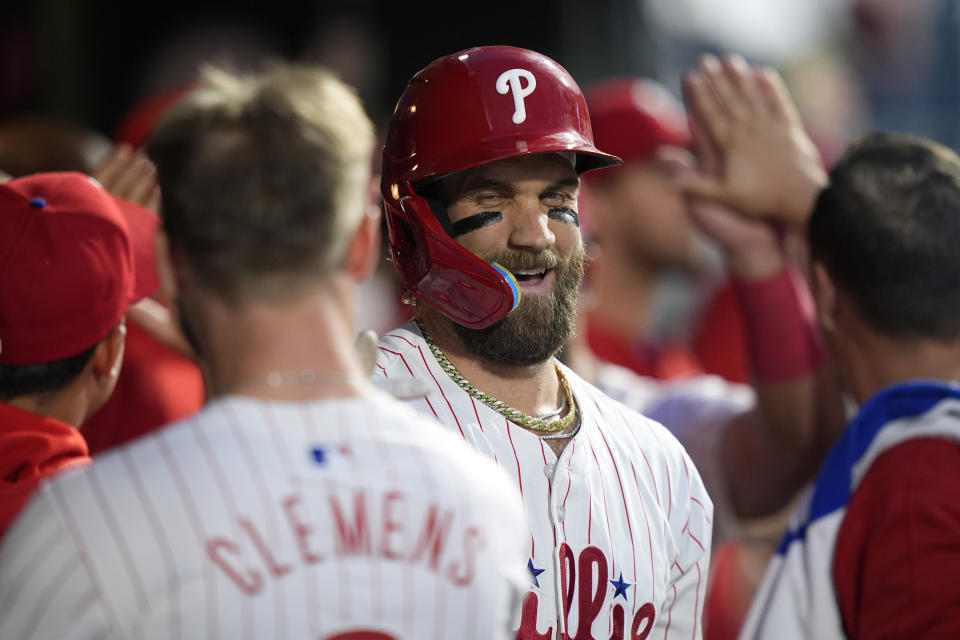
[375,46,712,639]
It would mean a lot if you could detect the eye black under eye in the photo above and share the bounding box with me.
[451,210,503,238]
[548,207,579,227]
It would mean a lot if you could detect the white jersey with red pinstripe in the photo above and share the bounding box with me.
[593,363,754,544]
[373,322,713,640]
[0,391,529,640]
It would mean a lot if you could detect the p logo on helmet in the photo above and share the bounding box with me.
[496,69,537,125]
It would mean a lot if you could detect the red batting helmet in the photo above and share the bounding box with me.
[381,45,620,329]
[585,77,690,169]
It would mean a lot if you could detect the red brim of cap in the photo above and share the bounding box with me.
[112,197,161,304]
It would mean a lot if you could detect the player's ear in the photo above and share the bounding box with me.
[88,319,127,387]
[344,204,382,283]
[811,261,837,336]
[82,320,126,419]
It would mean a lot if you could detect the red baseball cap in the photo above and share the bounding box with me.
[586,77,691,168]
[0,172,161,366]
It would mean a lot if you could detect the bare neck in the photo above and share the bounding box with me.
[590,244,659,343]
[840,329,960,406]
[417,312,565,417]
[8,381,90,428]
[200,280,372,402]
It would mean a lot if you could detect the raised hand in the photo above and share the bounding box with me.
[93,143,161,213]
[656,143,784,281]
[681,55,827,227]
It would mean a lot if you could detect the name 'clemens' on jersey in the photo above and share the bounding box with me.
[0,393,529,640]
[373,324,714,640]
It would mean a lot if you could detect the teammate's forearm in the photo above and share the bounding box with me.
[734,265,823,382]
[722,265,844,518]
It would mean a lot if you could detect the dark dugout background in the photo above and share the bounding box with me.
[0,0,655,136]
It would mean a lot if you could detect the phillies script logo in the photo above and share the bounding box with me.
[496,68,537,124]
[518,544,655,640]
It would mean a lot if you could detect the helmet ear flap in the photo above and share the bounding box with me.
[384,191,518,329]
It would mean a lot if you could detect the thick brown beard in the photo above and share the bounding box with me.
[452,244,585,366]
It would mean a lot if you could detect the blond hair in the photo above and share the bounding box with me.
[148,64,375,301]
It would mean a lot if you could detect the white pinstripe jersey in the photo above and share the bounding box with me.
[0,392,529,640]
[373,323,714,640]
[594,364,754,544]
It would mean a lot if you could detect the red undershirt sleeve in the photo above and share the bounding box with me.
[833,438,960,640]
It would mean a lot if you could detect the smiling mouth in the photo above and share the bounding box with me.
[512,268,551,283]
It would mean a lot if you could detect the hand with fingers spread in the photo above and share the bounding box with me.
[92,142,162,213]
[681,54,827,228]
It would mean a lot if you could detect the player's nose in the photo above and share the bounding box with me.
[507,198,556,252]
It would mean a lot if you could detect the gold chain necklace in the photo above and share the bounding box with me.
[416,320,578,434]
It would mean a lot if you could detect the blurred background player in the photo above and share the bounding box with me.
[683,54,960,640]
[83,142,206,454]
[0,116,206,455]
[0,171,159,536]
[0,115,112,177]
[376,45,713,640]
[0,63,529,640]
[583,77,731,380]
